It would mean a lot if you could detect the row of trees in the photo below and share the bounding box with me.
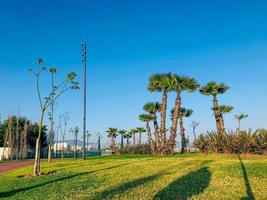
[138,73,237,155]
[0,116,47,160]
[106,127,146,154]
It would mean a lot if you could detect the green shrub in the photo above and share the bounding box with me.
[119,144,152,154]
[194,129,267,155]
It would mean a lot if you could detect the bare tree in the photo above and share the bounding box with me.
[59,113,70,159]
[29,58,79,176]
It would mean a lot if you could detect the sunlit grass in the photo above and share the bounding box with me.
[0,153,266,199]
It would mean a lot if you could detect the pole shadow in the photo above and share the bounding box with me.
[153,167,211,200]
[238,155,255,200]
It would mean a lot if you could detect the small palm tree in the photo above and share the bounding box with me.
[130,128,139,146]
[136,127,146,145]
[176,107,193,154]
[200,82,229,133]
[213,105,233,131]
[123,132,132,145]
[148,73,172,150]
[168,75,199,153]
[235,113,248,132]
[70,127,79,158]
[191,121,200,142]
[139,114,155,153]
[143,102,161,150]
[118,129,127,149]
[106,128,118,154]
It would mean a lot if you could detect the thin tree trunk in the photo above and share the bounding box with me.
[33,110,44,176]
[193,128,196,142]
[61,137,65,159]
[139,132,142,145]
[167,92,181,154]
[146,122,155,154]
[180,115,186,154]
[160,90,168,152]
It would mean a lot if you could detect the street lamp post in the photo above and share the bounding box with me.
[82,42,87,160]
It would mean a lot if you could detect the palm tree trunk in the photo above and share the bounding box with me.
[212,95,222,133]
[139,132,142,145]
[180,115,186,154]
[167,92,181,154]
[121,134,124,149]
[111,137,115,154]
[153,118,160,151]
[61,137,65,159]
[146,122,155,154]
[160,90,168,152]
[133,134,136,146]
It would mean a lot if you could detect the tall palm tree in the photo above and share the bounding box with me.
[136,127,146,145]
[235,113,248,132]
[167,75,199,153]
[173,107,193,154]
[200,82,229,133]
[191,121,200,142]
[148,73,172,150]
[118,129,127,149]
[143,102,161,150]
[106,128,118,155]
[213,105,233,131]
[139,114,155,153]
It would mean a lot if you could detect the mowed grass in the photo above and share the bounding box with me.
[0,153,266,200]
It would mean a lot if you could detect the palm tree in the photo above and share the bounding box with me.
[200,82,229,133]
[167,75,199,153]
[148,73,172,151]
[191,121,200,142]
[70,127,79,158]
[106,128,118,155]
[118,129,127,149]
[136,127,146,145]
[213,105,233,131]
[139,114,155,153]
[143,102,161,150]
[235,113,248,132]
[130,128,139,146]
[175,107,193,154]
[123,132,132,146]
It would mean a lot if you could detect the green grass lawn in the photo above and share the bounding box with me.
[0,153,266,200]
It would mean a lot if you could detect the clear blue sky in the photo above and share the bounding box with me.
[0,0,267,144]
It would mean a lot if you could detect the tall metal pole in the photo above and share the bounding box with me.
[82,42,87,160]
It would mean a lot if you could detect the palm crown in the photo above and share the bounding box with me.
[136,127,146,133]
[213,105,233,114]
[170,75,199,93]
[147,73,172,92]
[143,102,161,115]
[180,107,193,118]
[139,114,154,122]
[235,113,248,120]
[200,82,229,96]
[106,128,118,138]
[118,129,127,136]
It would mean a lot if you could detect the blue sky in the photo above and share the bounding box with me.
[0,0,267,144]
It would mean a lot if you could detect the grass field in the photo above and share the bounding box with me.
[0,153,266,200]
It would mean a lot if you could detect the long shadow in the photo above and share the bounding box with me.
[0,163,129,198]
[238,155,255,200]
[153,167,211,200]
[92,172,164,200]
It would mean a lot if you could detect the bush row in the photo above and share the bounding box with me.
[194,129,267,155]
[119,144,152,154]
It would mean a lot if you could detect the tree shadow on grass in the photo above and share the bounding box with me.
[238,155,255,200]
[92,172,164,200]
[0,163,129,198]
[153,167,211,200]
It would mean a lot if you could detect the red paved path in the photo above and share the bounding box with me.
[0,160,34,173]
